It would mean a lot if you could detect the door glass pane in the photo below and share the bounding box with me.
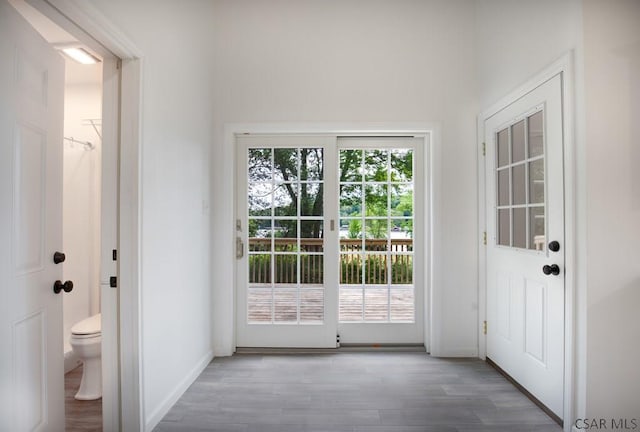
[512,164,526,205]
[300,183,323,216]
[339,287,363,321]
[301,148,323,181]
[364,288,388,321]
[497,128,509,167]
[365,184,388,216]
[498,169,509,206]
[498,209,510,246]
[273,184,297,217]
[511,120,525,163]
[391,184,413,217]
[300,254,323,284]
[274,220,296,251]
[391,149,413,181]
[513,207,526,249]
[274,254,297,284]
[300,289,323,322]
[301,220,323,252]
[340,254,362,284]
[274,289,297,322]
[390,287,414,321]
[339,145,414,323]
[528,111,544,157]
[248,148,272,182]
[273,148,298,182]
[248,288,272,322]
[248,183,272,217]
[340,149,362,182]
[529,207,545,251]
[249,220,270,251]
[340,184,362,217]
[529,159,545,204]
[249,255,271,284]
[364,150,388,181]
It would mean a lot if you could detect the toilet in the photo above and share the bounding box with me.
[69,313,102,400]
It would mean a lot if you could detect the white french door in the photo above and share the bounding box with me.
[485,74,565,418]
[235,136,338,348]
[235,135,424,348]
[336,138,424,344]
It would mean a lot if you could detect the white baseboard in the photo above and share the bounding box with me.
[430,347,479,357]
[144,350,214,432]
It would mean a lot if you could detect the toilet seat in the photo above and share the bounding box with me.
[71,313,101,336]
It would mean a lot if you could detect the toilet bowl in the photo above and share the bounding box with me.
[69,313,102,400]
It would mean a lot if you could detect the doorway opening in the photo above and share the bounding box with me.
[8,0,120,430]
[235,133,427,349]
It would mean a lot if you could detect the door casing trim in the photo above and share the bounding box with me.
[477,52,576,432]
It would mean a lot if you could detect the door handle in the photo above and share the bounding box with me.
[542,264,560,276]
[53,280,74,294]
[53,251,66,264]
[236,237,244,259]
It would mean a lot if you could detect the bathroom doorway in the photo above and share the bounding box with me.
[61,55,104,429]
[6,0,122,430]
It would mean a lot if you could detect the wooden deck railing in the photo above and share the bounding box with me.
[248,238,413,285]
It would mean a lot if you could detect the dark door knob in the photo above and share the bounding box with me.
[542,264,560,276]
[53,280,74,294]
[53,251,66,264]
[548,241,560,252]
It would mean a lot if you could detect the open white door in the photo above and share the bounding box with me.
[0,1,66,430]
[485,74,565,418]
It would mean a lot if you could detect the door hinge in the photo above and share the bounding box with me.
[112,249,117,261]
[110,276,117,288]
[483,320,487,335]
[482,142,486,156]
[483,231,487,245]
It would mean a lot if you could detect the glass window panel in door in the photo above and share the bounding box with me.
[274,254,297,285]
[529,159,545,204]
[300,289,323,322]
[497,128,509,168]
[248,148,272,182]
[340,149,363,182]
[364,287,388,321]
[365,184,388,216]
[390,149,413,182]
[498,209,510,246]
[248,183,272,217]
[512,164,526,205]
[273,148,298,182]
[511,120,526,163]
[390,287,414,321]
[300,148,323,181]
[300,220,323,252]
[340,184,362,217]
[529,207,546,251]
[249,254,271,284]
[528,111,544,157]
[274,288,297,322]
[301,254,323,284]
[340,254,362,284]
[273,184,297,217]
[273,220,297,252]
[300,183,323,216]
[248,288,272,322]
[364,254,388,285]
[497,169,510,206]
[364,149,389,181]
[339,287,363,321]
[391,254,413,284]
[391,184,413,217]
[513,207,527,249]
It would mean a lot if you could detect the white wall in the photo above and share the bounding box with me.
[210,0,479,357]
[84,1,214,430]
[62,59,102,363]
[582,0,640,419]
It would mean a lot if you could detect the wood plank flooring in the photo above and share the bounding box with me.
[65,365,102,432]
[154,352,562,432]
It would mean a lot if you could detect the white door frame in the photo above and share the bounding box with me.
[477,52,576,431]
[220,122,437,355]
[25,0,144,430]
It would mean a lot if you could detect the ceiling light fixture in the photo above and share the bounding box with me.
[61,47,100,65]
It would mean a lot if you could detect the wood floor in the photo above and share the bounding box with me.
[154,352,562,432]
[65,365,102,432]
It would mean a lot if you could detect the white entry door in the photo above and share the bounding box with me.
[485,74,565,418]
[236,135,338,348]
[0,2,66,431]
